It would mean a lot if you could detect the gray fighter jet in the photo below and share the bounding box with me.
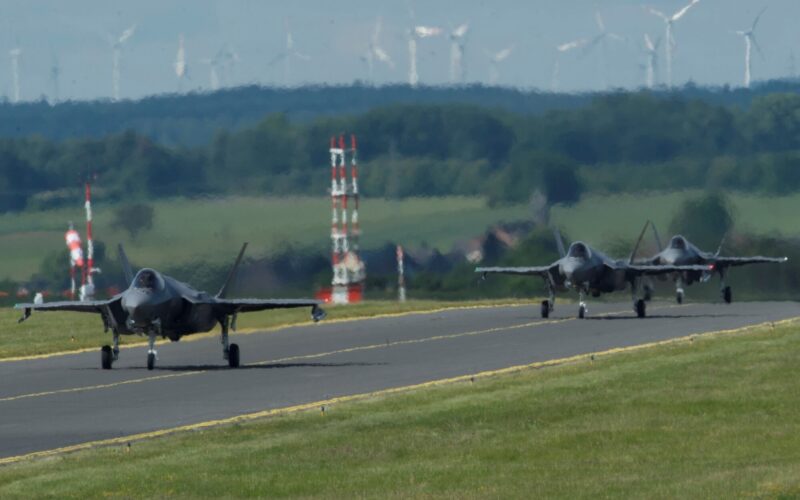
[639,222,788,304]
[476,227,710,319]
[16,243,326,370]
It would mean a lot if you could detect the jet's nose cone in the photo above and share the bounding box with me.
[122,292,154,324]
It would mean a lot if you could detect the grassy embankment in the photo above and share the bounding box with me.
[0,299,530,359]
[1,318,799,497]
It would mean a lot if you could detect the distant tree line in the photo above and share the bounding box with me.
[5,90,800,212]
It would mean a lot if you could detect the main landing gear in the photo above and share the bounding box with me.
[220,316,240,368]
[100,332,121,370]
[676,288,684,305]
[577,287,588,319]
[631,279,647,318]
[719,268,732,304]
[540,284,556,318]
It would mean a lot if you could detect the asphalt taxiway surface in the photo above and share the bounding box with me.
[0,301,797,460]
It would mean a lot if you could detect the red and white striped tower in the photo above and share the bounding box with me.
[326,134,366,304]
[396,245,406,302]
[81,181,97,301]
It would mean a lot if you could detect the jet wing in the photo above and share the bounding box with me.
[624,264,712,277]
[475,266,556,277]
[14,299,117,323]
[713,256,788,268]
[213,298,322,313]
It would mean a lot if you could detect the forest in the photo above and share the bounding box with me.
[3,88,800,213]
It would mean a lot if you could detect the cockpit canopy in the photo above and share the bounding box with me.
[132,269,165,291]
[669,235,687,250]
[567,242,591,259]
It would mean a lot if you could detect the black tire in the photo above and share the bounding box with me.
[723,286,732,304]
[101,345,113,370]
[644,287,653,302]
[228,343,240,368]
[147,352,156,371]
[635,299,646,318]
[540,300,550,319]
[578,305,586,319]
[676,292,683,305]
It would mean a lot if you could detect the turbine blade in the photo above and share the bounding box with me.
[452,23,469,38]
[671,0,700,22]
[414,26,442,38]
[118,24,136,44]
[373,17,382,44]
[751,6,767,31]
[595,11,606,32]
[751,35,766,61]
[644,34,655,51]
[647,7,668,21]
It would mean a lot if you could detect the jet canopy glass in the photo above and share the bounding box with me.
[133,269,165,291]
[669,236,688,250]
[567,242,592,259]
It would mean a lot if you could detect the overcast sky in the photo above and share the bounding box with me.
[2,0,796,102]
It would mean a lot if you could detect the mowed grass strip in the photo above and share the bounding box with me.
[1,320,800,497]
[0,299,529,359]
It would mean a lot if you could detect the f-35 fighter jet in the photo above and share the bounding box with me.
[16,243,326,370]
[476,227,710,319]
[639,222,788,304]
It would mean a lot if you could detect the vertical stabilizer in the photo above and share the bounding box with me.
[629,221,651,264]
[217,243,248,299]
[553,227,566,258]
[118,244,134,286]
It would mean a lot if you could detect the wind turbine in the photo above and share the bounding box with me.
[584,12,625,88]
[110,25,136,101]
[449,23,469,84]
[199,56,220,91]
[217,44,240,87]
[647,0,701,88]
[268,20,310,86]
[735,7,767,88]
[175,34,188,91]
[643,34,661,89]
[362,17,394,82]
[485,45,514,85]
[552,38,588,92]
[50,52,61,103]
[9,44,21,103]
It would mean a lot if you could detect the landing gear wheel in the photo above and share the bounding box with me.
[578,305,586,319]
[723,286,732,304]
[101,345,113,370]
[644,288,653,302]
[676,291,684,305]
[147,352,156,371]
[635,299,646,318]
[540,300,550,319]
[228,343,240,368]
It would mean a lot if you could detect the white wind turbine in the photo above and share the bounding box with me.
[268,20,310,86]
[198,56,220,91]
[551,38,588,92]
[485,45,514,85]
[735,7,767,88]
[647,0,701,88]
[584,12,625,88]
[643,34,661,89]
[407,18,442,87]
[175,34,188,91]
[9,44,21,103]
[449,23,469,84]
[110,25,136,101]
[362,17,394,82]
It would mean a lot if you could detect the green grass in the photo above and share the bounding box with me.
[0,299,528,360]
[551,190,800,250]
[2,319,799,497]
[0,196,528,281]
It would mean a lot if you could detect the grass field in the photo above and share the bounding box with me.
[551,190,800,250]
[1,318,799,497]
[0,299,529,360]
[0,196,529,281]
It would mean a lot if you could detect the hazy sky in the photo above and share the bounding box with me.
[2,0,797,102]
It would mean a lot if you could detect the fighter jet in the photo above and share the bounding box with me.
[638,222,788,304]
[16,243,326,370]
[475,227,710,319]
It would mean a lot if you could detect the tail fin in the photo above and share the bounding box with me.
[715,234,726,257]
[118,244,134,286]
[650,220,664,252]
[628,220,650,264]
[553,227,566,258]
[217,243,248,299]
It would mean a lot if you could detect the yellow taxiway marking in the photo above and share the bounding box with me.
[0,302,535,363]
[1,314,796,467]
